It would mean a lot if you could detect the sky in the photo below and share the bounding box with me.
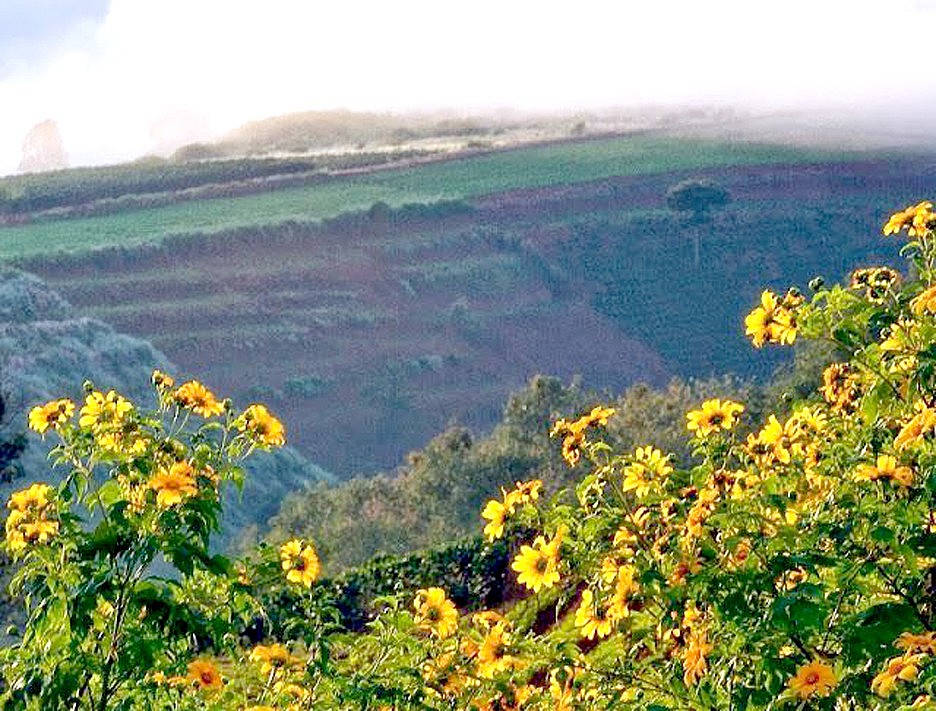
[1,0,935,174]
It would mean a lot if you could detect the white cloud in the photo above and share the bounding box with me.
[0,0,932,173]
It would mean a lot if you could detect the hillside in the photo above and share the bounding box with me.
[13,150,933,477]
[0,134,841,259]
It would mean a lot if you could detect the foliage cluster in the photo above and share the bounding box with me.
[7,201,936,709]
[268,373,777,572]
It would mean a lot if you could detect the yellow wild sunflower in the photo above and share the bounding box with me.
[883,201,935,237]
[186,659,223,691]
[855,454,914,487]
[28,399,75,434]
[897,631,936,655]
[249,643,300,675]
[8,483,53,513]
[686,399,744,437]
[279,538,321,587]
[236,403,286,447]
[788,660,836,699]
[511,528,563,593]
[574,588,614,640]
[174,380,225,418]
[413,587,459,639]
[622,446,671,498]
[79,390,133,430]
[871,654,924,697]
[476,622,522,678]
[148,461,198,508]
[481,498,509,541]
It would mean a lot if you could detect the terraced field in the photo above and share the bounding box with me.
[19,148,936,476]
[0,134,849,259]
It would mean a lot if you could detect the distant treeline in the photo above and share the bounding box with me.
[0,150,437,220]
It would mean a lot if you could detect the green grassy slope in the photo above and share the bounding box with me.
[0,135,847,259]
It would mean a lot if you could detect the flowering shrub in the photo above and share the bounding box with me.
[8,201,936,709]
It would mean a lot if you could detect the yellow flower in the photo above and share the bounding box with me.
[511,530,562,593]
[236,404,286,447]
[477,622,522,678]
[249,643,300,675]
[174,380,225,418]
[422,652,467,698]
[96,431,149,457]
[745,290,799,347]
[788,660,836,699]
[279,538,321,587]
[8,483,53,513]
[911,285,936,316]
[855,454,914,487]
[27,399,75,434]
[6,506,59,553]
[872,654,925,697]
[413,587,459,639]
[510,479,542,504]
[148,461,198,508]
[745,415,792,469]
[151,369,175,389]
[574,588,614,640]
[850,266,901,302]
[79,390,133,430]
[622,446,671,498]
[481,498,508,541]
[682,628,713,687]
[686,399,744,437]
[186,659,222,691]
[550,406,615,466]
[884,201,935,237]
[897,631,936,654]
[896,407,936,451]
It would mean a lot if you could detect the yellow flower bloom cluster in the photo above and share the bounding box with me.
[895,406,936,451]
[744,289,803,347]
[819,363,862,413]
[850,266,901,303]
[480,479,542,541]
[79,389,133,430]
[235,403,286,447]
[789,660,837,699]
[574,564,639,641]
[686,398,744,437]
[148,461,199,508]
[5,483,58,553]
[249,643,302,676]
[173,380,225,418]
[621,446,672,498]
[868,632,936,697]
[855,454,914,488]
[413,587,459,639]
[884,201,936,238]
[27,398,74,434]
[279,538,320,587]
[550,405,615,466]
[511,526,564,593]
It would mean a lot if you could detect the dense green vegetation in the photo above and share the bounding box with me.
[0,135,844,259]
[266,352,833,572]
